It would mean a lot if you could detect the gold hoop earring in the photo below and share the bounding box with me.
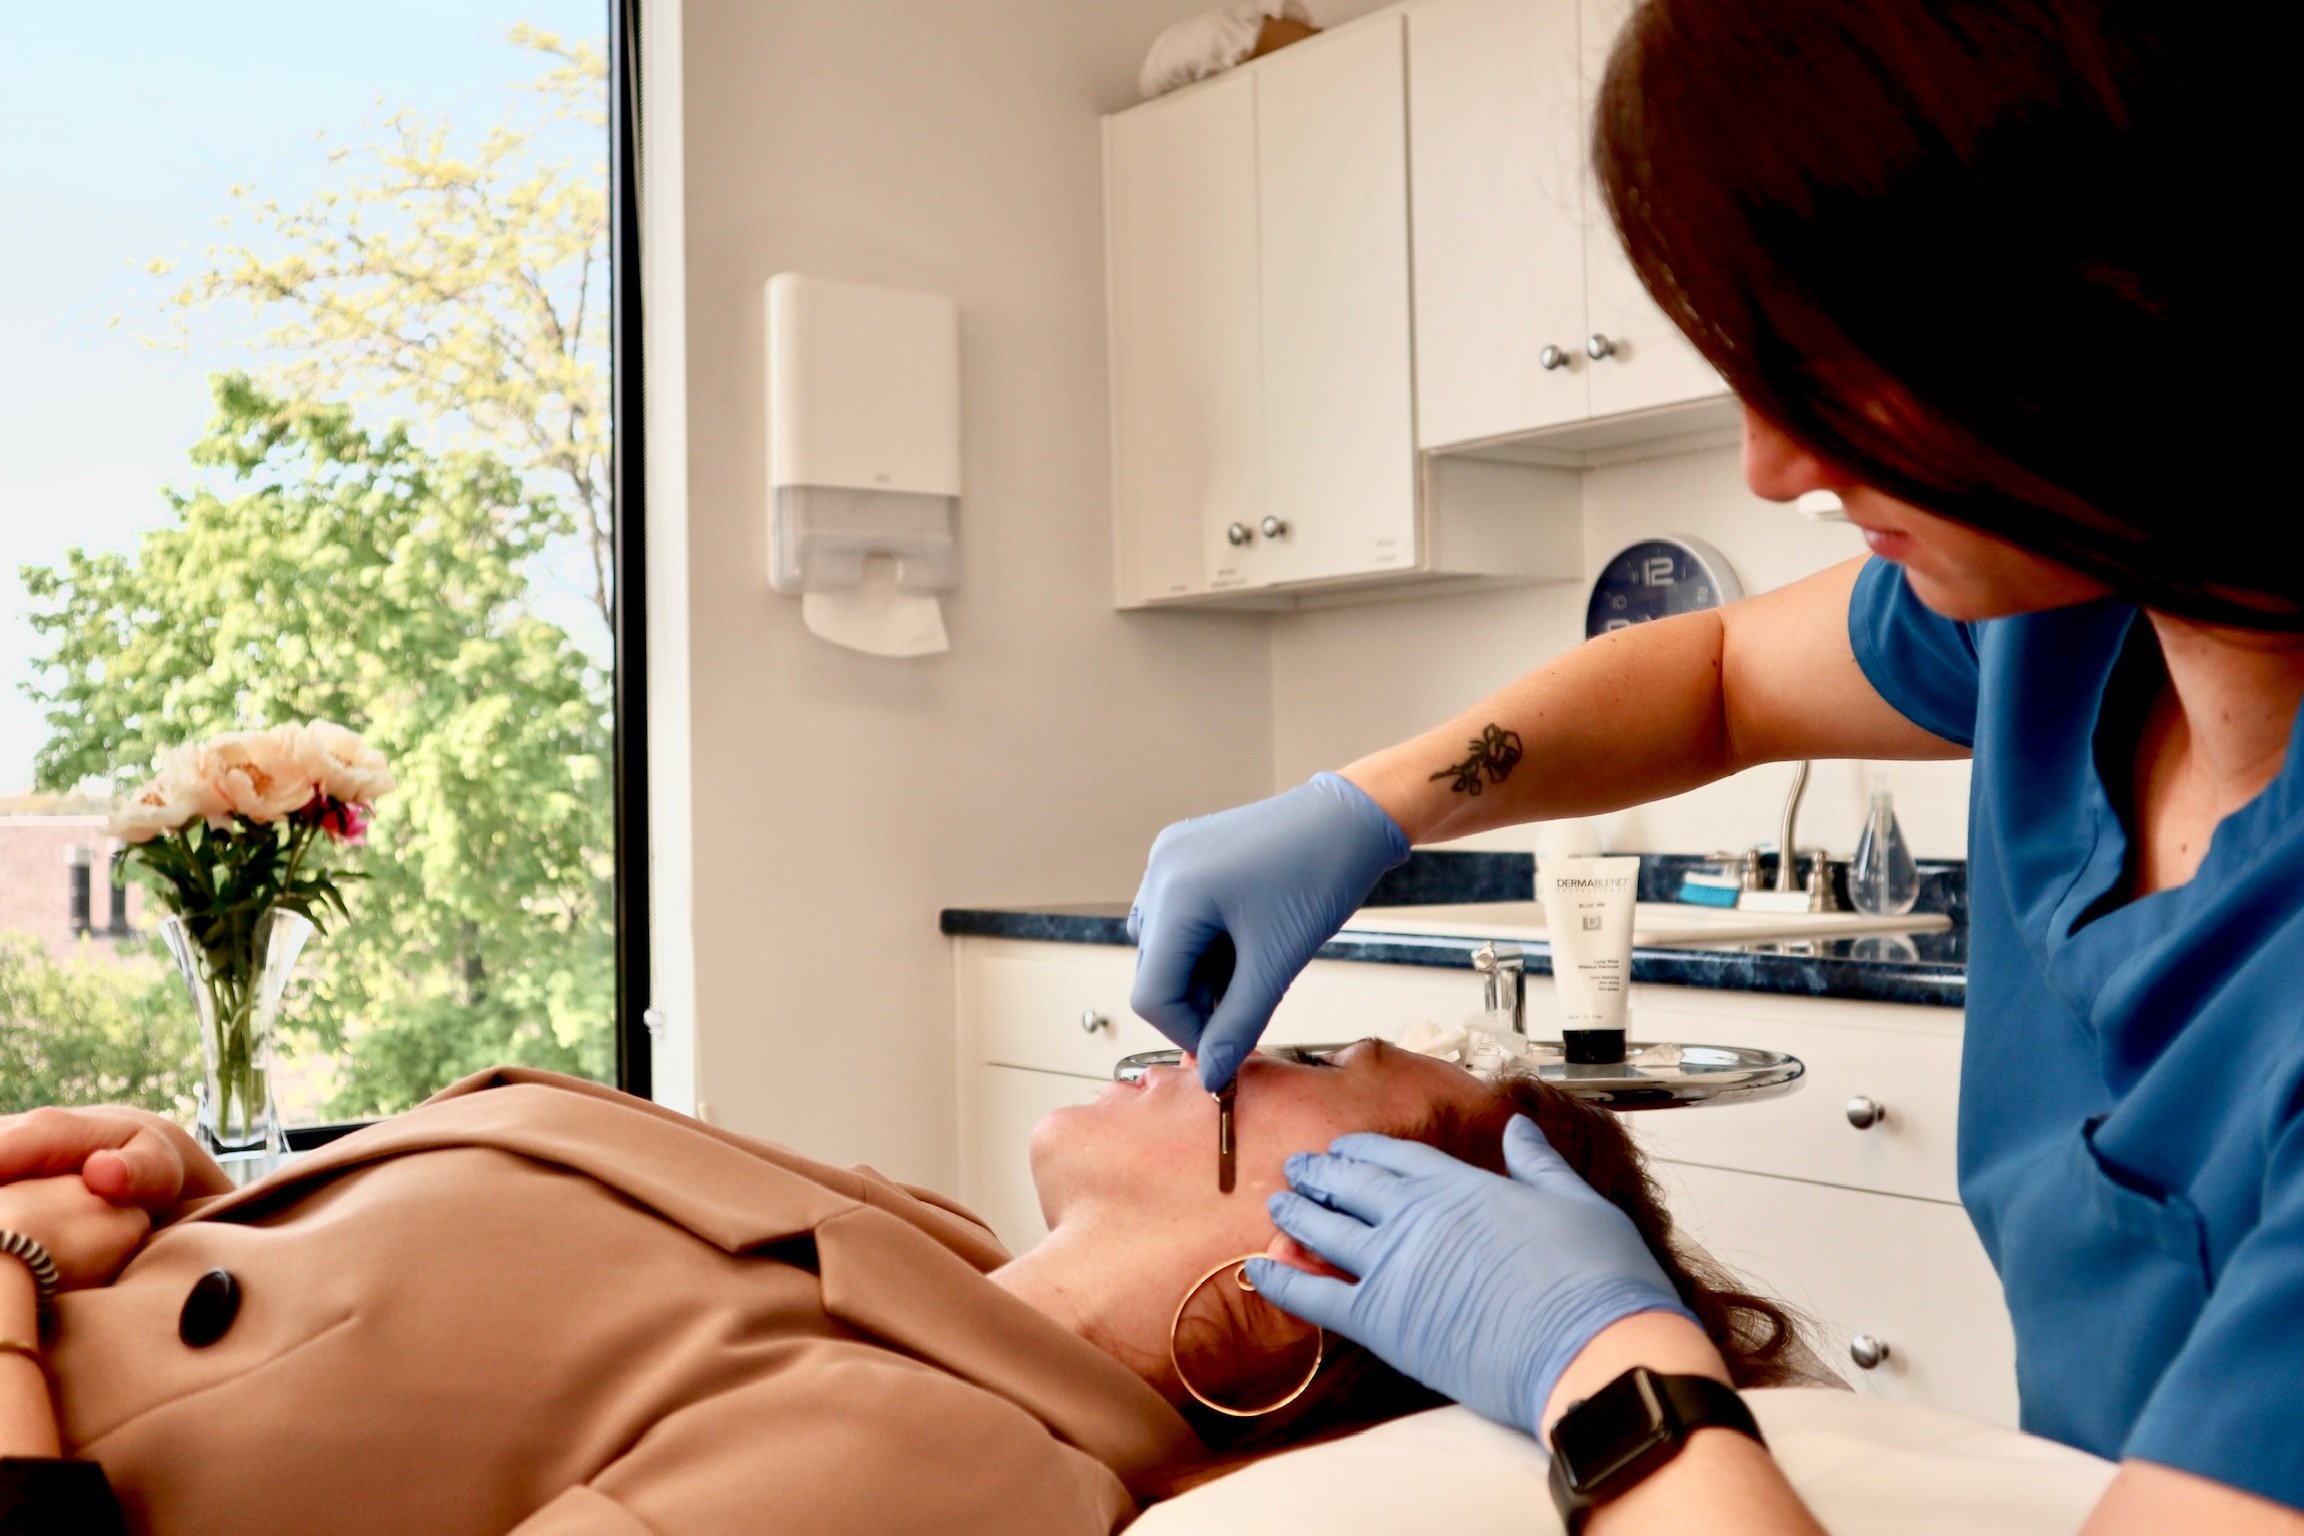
[1167,1254,1326,1418]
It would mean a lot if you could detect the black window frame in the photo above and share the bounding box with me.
[288,0,648,1150]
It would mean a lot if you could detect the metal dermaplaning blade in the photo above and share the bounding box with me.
[1215,1081,1237,1194]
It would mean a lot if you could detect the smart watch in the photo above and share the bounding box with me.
[1546,1366,1765,1532]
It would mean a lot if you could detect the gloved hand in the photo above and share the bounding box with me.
[1246,1119,1696,1438]
[1128,773,1409,1089]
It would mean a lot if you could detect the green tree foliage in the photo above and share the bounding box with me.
[158,27,612,627]
[0,938,198,1118]
[19,377,612,1117]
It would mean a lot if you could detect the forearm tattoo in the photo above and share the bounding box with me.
[1429,724,1525,796]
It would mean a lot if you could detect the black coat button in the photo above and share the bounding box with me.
[178,1269,241,1348]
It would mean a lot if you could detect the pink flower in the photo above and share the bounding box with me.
[299,795,372,845]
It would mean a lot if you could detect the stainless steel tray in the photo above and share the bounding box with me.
[1112,1041,1804,1110]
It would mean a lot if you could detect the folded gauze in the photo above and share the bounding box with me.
[1140,0,1315,100]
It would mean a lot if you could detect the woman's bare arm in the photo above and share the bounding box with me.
[1342,558,1965,845]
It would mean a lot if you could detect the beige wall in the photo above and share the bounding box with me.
[1269,444,1974,860]
[678,0,1279,1181]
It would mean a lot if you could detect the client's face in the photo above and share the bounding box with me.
[1028,1039,1496,1249]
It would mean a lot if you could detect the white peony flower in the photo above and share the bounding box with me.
[204,726,320,823]
[108,746,236,843]
[294,719,395,805]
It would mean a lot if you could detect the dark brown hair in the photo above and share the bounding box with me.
[1168,1073,1806,1475]
[1593,1,2283,626]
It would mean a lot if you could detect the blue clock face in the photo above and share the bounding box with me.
[1585,538,1740,638]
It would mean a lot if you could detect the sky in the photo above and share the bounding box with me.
[0,1,606,795]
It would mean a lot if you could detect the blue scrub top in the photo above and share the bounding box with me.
[1849,558,2304,1508]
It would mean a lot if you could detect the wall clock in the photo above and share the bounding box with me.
[1585,536,1743,639]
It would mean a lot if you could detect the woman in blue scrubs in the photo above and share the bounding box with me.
[1126,1,2300,1529]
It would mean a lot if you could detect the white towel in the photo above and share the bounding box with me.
[1140,1,1315,101]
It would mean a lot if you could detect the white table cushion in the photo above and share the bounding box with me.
[1132,1389,2116,1536]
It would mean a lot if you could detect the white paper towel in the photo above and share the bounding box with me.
[799,557,949,657]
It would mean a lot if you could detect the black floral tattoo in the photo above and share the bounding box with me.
[1430,724,1525,796]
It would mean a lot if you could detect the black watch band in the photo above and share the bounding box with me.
[1547,1367,1765,1533]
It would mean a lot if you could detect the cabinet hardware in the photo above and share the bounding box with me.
[1585,332,1617,361]
[1080,1010,1111,1034]
[1225,522,1255,547]
[1845,1095,1885,1130]
[1538,343,1570,371]
[1259,516,1290,539]
[1849,1334,1891,1371]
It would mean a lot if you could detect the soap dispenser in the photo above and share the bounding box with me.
[1850,786,1920,917]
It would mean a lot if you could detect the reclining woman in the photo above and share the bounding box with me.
[0,1042,1803,1535]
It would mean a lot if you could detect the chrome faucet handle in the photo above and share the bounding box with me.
[1471,941,1528,1036]
[1802,850,1839,912]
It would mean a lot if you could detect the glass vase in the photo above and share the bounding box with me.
[1849,790,1921,917]
[160,908,313,1186]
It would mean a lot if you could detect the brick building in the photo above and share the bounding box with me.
[0,798,145,962]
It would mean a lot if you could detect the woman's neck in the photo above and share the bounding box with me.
[988,1214,1200,1404]
[2130,611,2304,893]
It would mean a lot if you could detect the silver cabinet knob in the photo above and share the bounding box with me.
[1845,1095,1885,1130]
[1849,1335,1891,1371]
[1080,1010,1110,1035]
[1538,343,1570,371]
[1259,516,1290,539]
[1225,522,1254,547]
[1585,333,1617,361]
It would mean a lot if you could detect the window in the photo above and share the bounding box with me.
[0,5,639,1128]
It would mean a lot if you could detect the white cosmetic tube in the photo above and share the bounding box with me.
[1537,854,1641,1064]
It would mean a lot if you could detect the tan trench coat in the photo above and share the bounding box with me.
[48,1068,1203,1534]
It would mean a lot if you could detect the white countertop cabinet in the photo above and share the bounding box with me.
[952,935,2019,1426]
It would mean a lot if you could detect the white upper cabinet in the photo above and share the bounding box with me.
[1406,0,1728,448]
[1104,70,1264,605]
[1103,6,1587,609]
[1576,0,1726,417]
[1255,16,1419,585]
[1408,0,1590,447]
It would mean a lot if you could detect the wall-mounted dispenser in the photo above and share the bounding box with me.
[766,273,960,656]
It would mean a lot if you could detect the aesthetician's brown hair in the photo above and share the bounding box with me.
[1593,0,2286,626]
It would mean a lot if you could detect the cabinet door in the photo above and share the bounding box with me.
[1256,15,1420,585]
[1654,1161,2020,1426]
[1105,72,1264,605]
[1409,0,1590,447]
[1577,0,1728,418]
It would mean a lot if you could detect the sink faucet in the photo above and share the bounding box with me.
[1775,760,1810,892]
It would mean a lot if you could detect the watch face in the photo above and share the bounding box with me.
[1553,1369,1673,1493]
[1585,537,1741,639]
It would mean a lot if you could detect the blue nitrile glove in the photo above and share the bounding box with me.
[1246,1119,1697,1438]
[1128,773,1410,1090]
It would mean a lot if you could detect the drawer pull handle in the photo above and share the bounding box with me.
[1849,1335,1891,1371]
[1844,1096,1886,1130]
[1081,1010,1111,1035]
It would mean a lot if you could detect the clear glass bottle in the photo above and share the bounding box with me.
[1850,790,1920,916]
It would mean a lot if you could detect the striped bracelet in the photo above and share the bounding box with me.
[0,1230,61,1315]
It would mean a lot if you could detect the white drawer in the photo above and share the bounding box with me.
[958,938,1520,1077]
[1653,1161,2017,1426]
[965,942,1170,1077]
[1626,999,1964,1203]
[1267,956,1538,1046]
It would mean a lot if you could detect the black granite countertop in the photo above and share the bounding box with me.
[939,852,1968,1010]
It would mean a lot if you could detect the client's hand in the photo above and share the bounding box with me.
[0,1175,151,1290]
[0,1105,233,1217]
[1246,1119,1696,1439]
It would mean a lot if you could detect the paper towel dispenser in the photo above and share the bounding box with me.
[765,273,961,595]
